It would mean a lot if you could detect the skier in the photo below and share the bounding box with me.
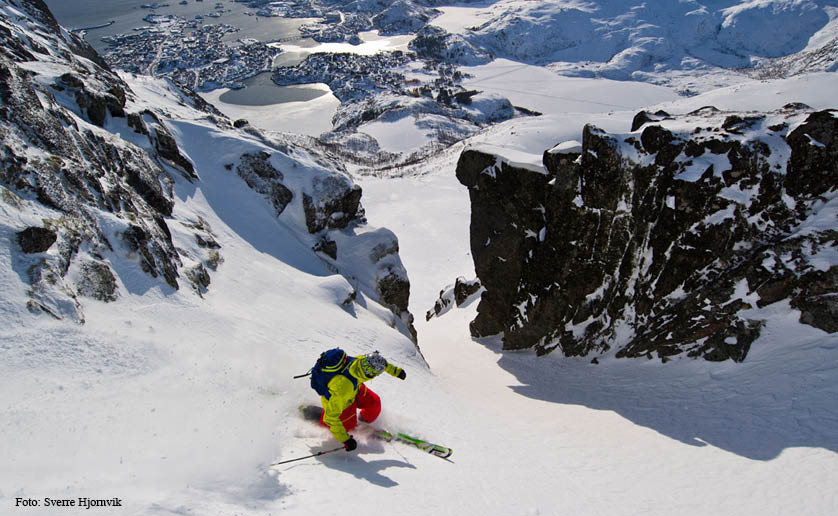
[318,350,406,451]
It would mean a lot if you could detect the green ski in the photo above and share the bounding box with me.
[299,404,452,459]
[376,430,453,459]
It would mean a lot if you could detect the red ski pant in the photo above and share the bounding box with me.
[320,384,381,431]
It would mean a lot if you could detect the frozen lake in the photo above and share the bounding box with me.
[218,72,327,106]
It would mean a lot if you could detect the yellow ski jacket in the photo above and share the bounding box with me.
[321,356,404,443]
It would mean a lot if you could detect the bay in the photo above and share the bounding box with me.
[42,0,312,54]
[218,72,327,106]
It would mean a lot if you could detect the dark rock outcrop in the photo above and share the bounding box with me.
[426,277,482,321]
[61,74,126,127]
[1,54,184,318]
[454,277,482,306]
[457,106,837,362]
[236,151,294,216]
[17,227,57,253]
[76,261,119,302]
[302,175,363,234]
[367,234,416,343]
[128,110,197,179]
[313,237,338,260]
[785,109,838,198]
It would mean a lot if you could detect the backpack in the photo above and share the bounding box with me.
[309,348,358,400]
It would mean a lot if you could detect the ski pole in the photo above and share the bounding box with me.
[271,446,344,466]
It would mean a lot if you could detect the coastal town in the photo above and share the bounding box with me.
[97,0,387,91]
[100,3,281,91]
[97,0,469,100]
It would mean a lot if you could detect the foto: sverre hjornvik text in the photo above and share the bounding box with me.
[15,497,123,509]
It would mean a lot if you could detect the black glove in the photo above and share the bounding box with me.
[343,436,357,452]
[397,369,407,380]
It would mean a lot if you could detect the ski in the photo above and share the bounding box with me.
[298,404,452,459]
[379,430,453,459]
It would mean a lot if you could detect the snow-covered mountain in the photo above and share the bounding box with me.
[445,0,838,83]
[1,0,417,341]
[2,1,837,515]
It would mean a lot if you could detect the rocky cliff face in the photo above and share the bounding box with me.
[1,0,190,321]
[1,0,416,340]
[457,105,837,361]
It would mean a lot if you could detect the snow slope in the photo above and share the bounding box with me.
[2,2,838,516]
[5,67,836,516]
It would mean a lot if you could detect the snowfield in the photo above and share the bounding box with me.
[2,1,838,516]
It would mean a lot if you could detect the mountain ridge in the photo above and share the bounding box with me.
[1,0,418,341]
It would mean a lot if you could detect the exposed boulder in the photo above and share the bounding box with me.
[367,234,414,337]
[426,289,452,321]
[184,263,211,297]
[377,279,417,344]
[17,226,57,253]
[426,277,483,321]
[377,270,410,316]
[16,219,86,323]
[457,106,838,362]
[454,277,482,306]
[235,151,294,216]
[630,109,673,132]
[313,236,338,260]
[302,174,363,234]
[122,223,180,289]
[785,108,838,198]
[76,261,119,302]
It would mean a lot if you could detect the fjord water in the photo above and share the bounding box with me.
[42,0,308,53]
[42,0,321,108]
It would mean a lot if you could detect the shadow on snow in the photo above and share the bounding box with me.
[486,332,838,461]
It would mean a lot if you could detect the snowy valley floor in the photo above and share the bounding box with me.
[2,60,838,516]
